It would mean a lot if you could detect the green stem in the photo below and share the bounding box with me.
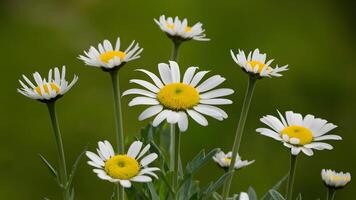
[173,125,181,190]
[171,40,181,61]
[170,123,176,171]
[110,70,125,200]
[326,187,336,200]
[285,154,298,200]
[221,76,257,199]
[46,101,70,200]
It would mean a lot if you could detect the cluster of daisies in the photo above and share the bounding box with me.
[17,14,351,199]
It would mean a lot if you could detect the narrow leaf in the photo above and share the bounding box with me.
[38,154,58,179]
[248,186,258,200]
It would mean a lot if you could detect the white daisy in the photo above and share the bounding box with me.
[86,140,159,188]
[256,111,342,156]
[239,192,249,200]
[17,66,78,101]
[213,150,254,170]
[122,61,234,132]
[321,169,351,189]
[154,15,209,41]
[231,49,288,78]
[78,37,143,70]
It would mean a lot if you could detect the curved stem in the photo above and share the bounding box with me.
[46,101,70,200]
[285,154,298,200]
[326,187,336,200]
[110,70,125,200]
[221,76,257,199]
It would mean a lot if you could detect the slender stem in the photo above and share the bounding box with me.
[110,70,125,200]
[173,125,181,190]
[285,154,298,200]
[171,40,181,61]
[170,124,176,171]
[221,76,257,199]
[326,187,336,200]
[46,101,70,200]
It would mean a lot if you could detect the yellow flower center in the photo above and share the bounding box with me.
[185,26,192,32]
[223,157,231,164]
[247,61,271,73]
[99,51,126,63]
[166,23,175,29]
[35,83,60,96]
[157,83,200,110]
[166,23,192,32]
[281,125,313,145]
[330,174,350,182]
[104,155,140,180]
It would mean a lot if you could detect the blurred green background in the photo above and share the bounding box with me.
[1,0,355,199]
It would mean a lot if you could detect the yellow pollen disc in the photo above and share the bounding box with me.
[166,23,175,30]
[223,157,231,164]
[35,83,60,96]
[157,83,200,110]
[99,51,126,63]
[185,26,192,32]
[104,155,140,180]
[281,125,313,145]
[247,61,271,73]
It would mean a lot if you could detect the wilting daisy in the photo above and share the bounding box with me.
[322,169,351,189]
[123,61,234,132]
[256,111,342,156]
[86,140,159,188]
[154,15,209,41]
[231,49,288,78]
[78,37,143,70]
[213,150,254,170]
[17,66,78,101]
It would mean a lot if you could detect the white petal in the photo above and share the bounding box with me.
[256,128,282,141]
[187,109,208,126]
[301,147,314,156]
[193,105,224,120]
[140,153,158,166]
[190,71,209,87]
[131,175,152,182]
[196,75,225,93]
[183,67,198,84]
[128,97,159,106]
[304,142,333,150]
[86,151,104,166]
[200,98,232,105]
[122,89,156,98]
[169,61,180,83]
[130,79,159,93]
[120,180,132,188]
[177,111,188,132]
[136,69,164,88]
[313,135,342,141]
[152,110,170,126]
[127,141,143,159]
[200,88,234,99]
[158,63,172,84]
[138,105,164,121]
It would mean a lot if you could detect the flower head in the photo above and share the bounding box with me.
[17,66,78,102]
[213,150,254,170]
[154,15,209,42]
[239,192,249,200]
[78,37,143,70]
[123,61,234,132]
[321,169,351,189]
[231,49,288,78]
[86,140,159,188]
[257,111,342,156]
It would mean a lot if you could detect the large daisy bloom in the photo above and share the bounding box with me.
[154,15,209,41]
[86,140,159,188]
[231,49,288,78]
[213,150,254,170]
[78,37,143,70]
[321,169,351,189]
[256,111,342,156]
[17,66,78,101]
[123,61,234,132]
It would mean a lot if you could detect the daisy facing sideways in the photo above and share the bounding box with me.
[230,49,288,78]
[17,66,78,101]
[154,15,209,41]
[256,111,342,156]
[213,150,254,170]
[86,140,159,188]
[321,169,351,189]
[123,61,234,132]
[78,37,143,70]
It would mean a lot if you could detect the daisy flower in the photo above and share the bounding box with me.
[231,49,288,78]
[154,15,209,41]
[239,192,249,200]
[86,140,159,188]
[213,150,254,170]
[78,37,143,70]
[256,111,342,156]
[321,169,351,189]
[17,66,78,101]
[122,61,234,132]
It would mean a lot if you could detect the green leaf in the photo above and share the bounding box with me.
[147,182,159,200]
[186,148,220,175]
[38,154,58,180]
[201,172,233,200]
[212,192,222,200]
[261,174,288,199]
[66,147,87,189]
[296,193,302,200]
[269,190,285,200]
[248,186,258,200]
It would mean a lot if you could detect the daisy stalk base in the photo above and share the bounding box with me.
[110,70,125,200]
[46,101,70,200]
[221,75,257,199]
[171,124,181,192]
[326,188,336,200]
[285,154,298,200]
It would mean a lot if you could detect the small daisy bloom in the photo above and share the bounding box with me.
[86,140,159,188]
[154,15,209,41]
[239,192,249,200]
[230,49,288,78]
[17,66,78,101]
[321,169,351,189]
[123,61,234,132]
[213,150,254,170]
[256,111,342,156]
[78,37,143,70]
